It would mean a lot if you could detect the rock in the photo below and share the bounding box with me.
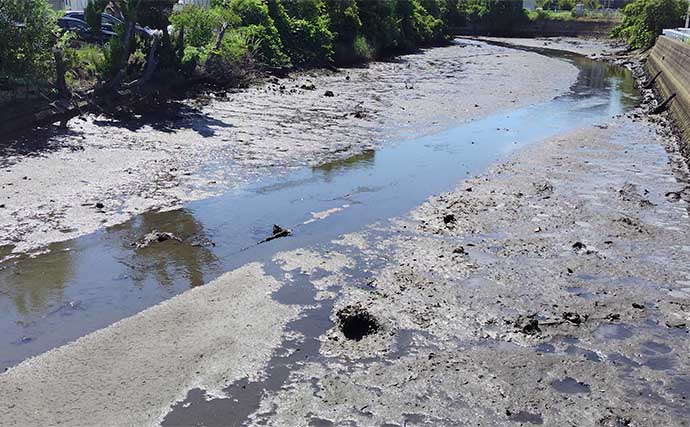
[606,313,621,321]
[572,242,591,254]
[300,83,316,90]
[95,202,105,209]
[132,230,182,249]
[259,224,292,244]
[533,180,554,195]
[443,214,456,225]
[562,312,587,325]
[324,90,335,97]
[665,191,681,202]
[632,303,645,309]
[515,315,541,335]
[599,415,632,427]
[665,320,687,329]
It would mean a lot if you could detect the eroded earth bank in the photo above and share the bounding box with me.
[1,38,689,427]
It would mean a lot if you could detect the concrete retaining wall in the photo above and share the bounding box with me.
[648,36,690,144]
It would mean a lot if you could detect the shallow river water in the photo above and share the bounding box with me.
[0,46,638,370]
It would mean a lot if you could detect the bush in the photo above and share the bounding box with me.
[226,0,290,66]
[237,23,290,66]
[396,0,446,48]
[137,0,178,30]
[268,0,334,66]
[352,35,372,60]
[0,0,58,84]
[65,44,106,81]
[483,0,528,30]
[355,0,401,52]
[612,0,687,49]
[457,0,490,26]
[170,6,226,48]
[327,0,364,62]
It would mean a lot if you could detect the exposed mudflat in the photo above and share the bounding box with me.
[0,39,576,255]
[0,263,300,426]
[479,36,627,59]
[240,112,690,426]
[3,38,689,427]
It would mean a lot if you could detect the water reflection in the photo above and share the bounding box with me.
[121,209,219,289]
[0,241,73,316]
[312,150,376,179]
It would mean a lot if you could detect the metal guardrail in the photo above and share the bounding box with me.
[663,28,690,43]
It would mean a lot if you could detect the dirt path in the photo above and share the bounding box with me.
[0,39,576,255]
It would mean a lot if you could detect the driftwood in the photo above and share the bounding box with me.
[644,70,662,89]
[650,93,676,115]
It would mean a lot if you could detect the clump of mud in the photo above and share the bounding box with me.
[336,305,381,341]
[132,230,182,249]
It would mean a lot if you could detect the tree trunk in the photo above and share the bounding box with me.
[96,0,142,95]
[54,49,70,99]
[131,36,161,88]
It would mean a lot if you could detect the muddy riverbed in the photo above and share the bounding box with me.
[0,38,633,370]
[1,38,689,426]
[0,38,575,255]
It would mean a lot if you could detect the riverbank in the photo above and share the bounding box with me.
[3,38,688,426]
[0,38,578,256]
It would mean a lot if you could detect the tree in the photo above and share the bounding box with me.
[137,0,177,30]
[85,0,145,92]
[612,0,687,49]
[0,0,58,83]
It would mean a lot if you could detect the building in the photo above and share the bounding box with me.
[48,0,89,11]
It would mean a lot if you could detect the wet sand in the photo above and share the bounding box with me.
[0,39,576,255]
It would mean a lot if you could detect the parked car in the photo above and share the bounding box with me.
[57,15,116,42]
[57,11,154,43]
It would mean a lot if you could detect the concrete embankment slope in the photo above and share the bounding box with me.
[648,36,690,146]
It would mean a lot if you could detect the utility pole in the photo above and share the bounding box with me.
[686,0,690,28]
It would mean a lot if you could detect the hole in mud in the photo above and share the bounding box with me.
[336,305,381,341]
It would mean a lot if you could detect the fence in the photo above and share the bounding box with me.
[662,28,690,44]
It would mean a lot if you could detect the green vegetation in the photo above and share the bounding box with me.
[612,0,687,49]
[0,0,537,100]
[0,0,58,86]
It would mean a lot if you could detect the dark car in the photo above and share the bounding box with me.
[57,15,117,42]
[57,11,154,43]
